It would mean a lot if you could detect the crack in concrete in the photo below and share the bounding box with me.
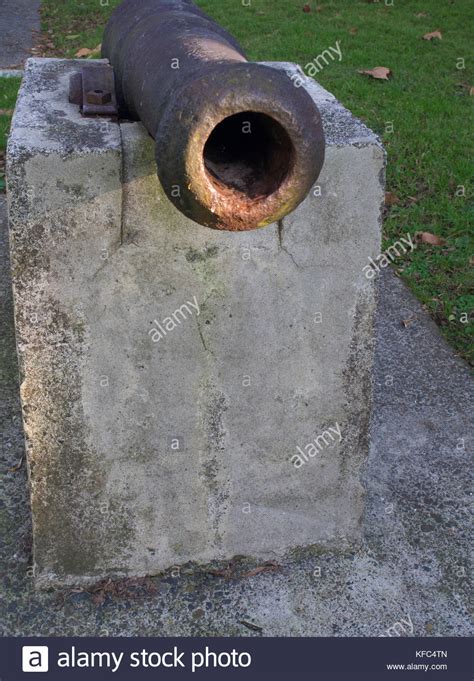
[277,218,304,269]
[196,315,215,358]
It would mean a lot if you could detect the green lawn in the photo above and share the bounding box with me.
[1,0,472,362]
[0,77,22,191]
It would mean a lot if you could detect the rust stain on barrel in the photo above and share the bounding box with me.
[102,0,325,231]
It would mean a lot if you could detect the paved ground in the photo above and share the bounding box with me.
[0,0,41,69]
[0,195,471,636]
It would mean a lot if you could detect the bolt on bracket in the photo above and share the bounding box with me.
[69,64,118,118]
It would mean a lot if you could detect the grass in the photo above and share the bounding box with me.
[1,0,472,362]
[0,78,22,190]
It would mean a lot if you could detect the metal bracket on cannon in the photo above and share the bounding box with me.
[69,64,118,118]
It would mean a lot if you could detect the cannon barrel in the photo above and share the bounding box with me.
[102,0,325,231]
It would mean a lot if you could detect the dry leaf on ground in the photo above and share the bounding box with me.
[241,562,280,578]
[358,67,391,80]
[416,231,445,246]
[456,82,473,94]
[423,31,442,41]
[303,3,311,12]
[349,27,358,35]
[7,456,24,473]
[402,314,418,328]
[385,191,401,206]
[58,577,157,607]
[75,45,101,58]
[239,620,264,632]
[91,591,107,606]
[207,562,235,579]
[75,47,92,57]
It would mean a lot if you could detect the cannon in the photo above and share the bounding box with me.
[9,9,384,585]
[102,0,325,231]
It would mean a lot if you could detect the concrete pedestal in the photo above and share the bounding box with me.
[7,58,384,588]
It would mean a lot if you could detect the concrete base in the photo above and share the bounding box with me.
[2,197,472,635]
[7,58,384,587]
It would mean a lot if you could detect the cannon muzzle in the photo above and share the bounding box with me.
[103,0,325,231]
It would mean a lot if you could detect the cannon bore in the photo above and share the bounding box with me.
[102,0,325,231]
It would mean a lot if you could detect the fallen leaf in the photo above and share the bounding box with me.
[0,109,14,116]
[91,591,107,606]
[242,566,266,578]
[358,67,392,80]
[385,191,400,206]
[402,314,418,328]
[207,562,235,579]
[7,456,24,473]
[84,576,157,605]
[469,86,474,96]
[241,561,280,578]
[75,47,92,58]
[303,3,311,12]
[239,620,263,632]
[208,568,230,578]
[426,622,434,633]
[55,587,85,605]
[415,12,427,18]
[90,43,102,56]
[349,27,358,35]
[66,34,80,40]
[416,231,445,246]
[423,30,442,41]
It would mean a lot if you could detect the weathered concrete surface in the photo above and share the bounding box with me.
[7,59,124,587]
[7,59,384,587]
[1,193,471,635]
[0,0,40,69]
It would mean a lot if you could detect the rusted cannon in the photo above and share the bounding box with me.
[102,0,325,231]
